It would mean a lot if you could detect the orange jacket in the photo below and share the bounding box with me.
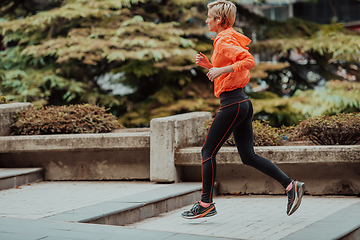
[211,28,255,98]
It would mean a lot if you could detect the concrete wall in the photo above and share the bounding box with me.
[176,146,360,195]
[1,107,360,196]
[0,103,151,180]
[0,103,32,136]
[0,129,151,180]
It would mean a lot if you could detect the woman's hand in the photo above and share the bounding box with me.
[206,67,223,82]
[207,65,234,82]
[196,52,212,69]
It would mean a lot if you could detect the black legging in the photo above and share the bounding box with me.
[201,88,292,203]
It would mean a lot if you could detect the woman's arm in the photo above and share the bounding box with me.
[207,49,255,82]
[206,65,234,82]
[232,51,255,72]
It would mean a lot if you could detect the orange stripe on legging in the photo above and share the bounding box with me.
[208,102,241,202]
[202,157,211,163]
[201,100,247,202]
[201,113,217,200]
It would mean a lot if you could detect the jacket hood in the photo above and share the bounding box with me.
[214,28,251,50]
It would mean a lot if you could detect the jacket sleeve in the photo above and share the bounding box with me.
[218,38,255,72]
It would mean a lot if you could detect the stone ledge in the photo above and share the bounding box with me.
[175,145,360,166]
[281,202,360,240]
[0,168,43,190]
[0,129,150,153]
[175,145,360,195]
[0,102,32,113]
[0,167,43,179]
[0,128,151,180]
[44,182,202,226]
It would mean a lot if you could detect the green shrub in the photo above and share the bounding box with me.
[252,120,285,146]
[203,119,285,146]
[12,104,124,135]
[294,113,360,145]
[279,125,308,142]
[0,94,8,104]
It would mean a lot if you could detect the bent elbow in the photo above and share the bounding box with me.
[248,55,255,69]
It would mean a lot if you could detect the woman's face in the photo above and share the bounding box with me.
[205,9,218,32]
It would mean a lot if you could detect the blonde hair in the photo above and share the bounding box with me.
[207,0,237,28]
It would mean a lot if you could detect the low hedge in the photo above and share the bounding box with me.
[203,120,287,146]
[294,112,360,145]
[203,112,360,146]
[11,104,123,135]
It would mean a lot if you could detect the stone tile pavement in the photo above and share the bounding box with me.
[0,181,166,220]
[0,181,359,240]
[127,195,360,240]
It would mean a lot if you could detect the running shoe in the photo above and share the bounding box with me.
[181,202,217,219]
[286,180,305,216]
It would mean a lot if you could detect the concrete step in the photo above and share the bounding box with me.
[0,168,44,190]
[45,182,202,226]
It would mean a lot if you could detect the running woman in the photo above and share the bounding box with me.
[182,0,305,219]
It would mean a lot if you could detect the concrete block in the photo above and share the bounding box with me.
[0,168,43,190]
[1,149,150,180]
[150,112,212,183]
[0,102,32,136]
[44,182,201,226]
[0,130,150,153]
[86,186,201,226]
[0,129,151,180]
[176,145,360,195]
[176,145,360,165]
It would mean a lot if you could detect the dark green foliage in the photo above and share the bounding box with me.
[252,120,285,146]
[1,0,359,129]
[0,0,206,114]
[294,113,360,145]
[11,104,123,135]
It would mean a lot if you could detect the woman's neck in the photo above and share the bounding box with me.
[216,26,228,35]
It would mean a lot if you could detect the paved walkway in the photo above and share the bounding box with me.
[0,181,359,240]
[128,195,359,240]
[0,181,166,219]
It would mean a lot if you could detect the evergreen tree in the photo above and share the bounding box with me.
[0,0,209,122]
[1,0,359,127]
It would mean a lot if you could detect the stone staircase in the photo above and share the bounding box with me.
[1,103,44,190]
[0,168,44,190]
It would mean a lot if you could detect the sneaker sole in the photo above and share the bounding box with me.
[182,211,217,219]
[288,182,305,216]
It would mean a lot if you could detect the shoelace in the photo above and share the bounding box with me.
[190,202,200,213]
